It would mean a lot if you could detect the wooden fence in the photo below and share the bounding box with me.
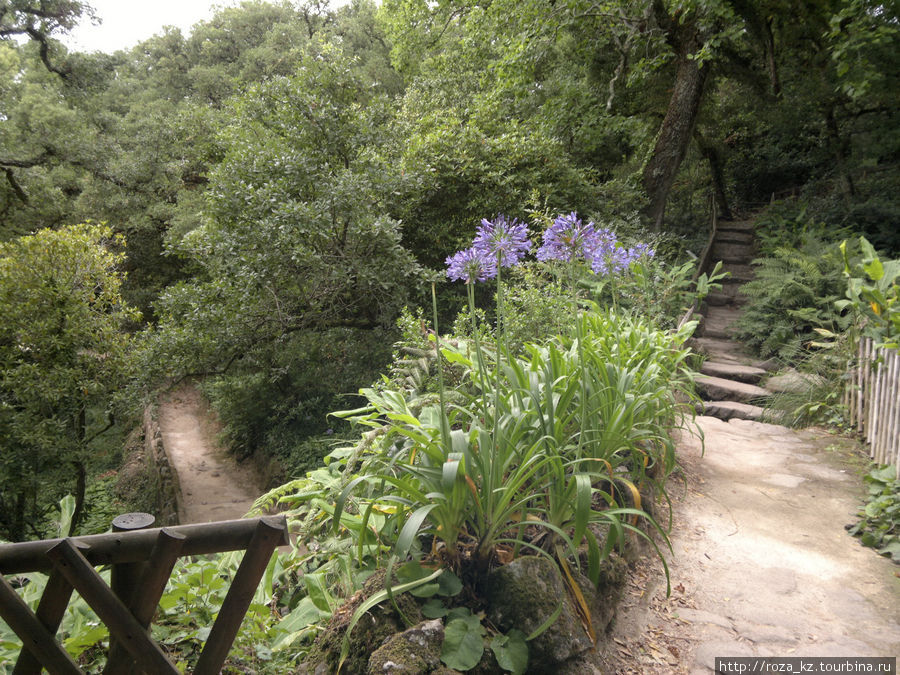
[844,337,900,479]
[0,514,288,674]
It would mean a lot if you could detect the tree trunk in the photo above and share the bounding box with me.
[825,104,855,201]
[642,50,709,230]
[69,406,87,536]
[695,131,733,220]
[70,460,87,537]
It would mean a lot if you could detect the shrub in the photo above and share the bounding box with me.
[847,465,900,563]
[735,237,851,361]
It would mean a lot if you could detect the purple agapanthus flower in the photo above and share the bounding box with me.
[590,239,655,275]
[473,215,531,267]
[536,212,602,264]
[626,243,655,261]
[446,247,498,283]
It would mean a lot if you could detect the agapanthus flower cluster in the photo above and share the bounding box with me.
[446,247,498,283]
[591,244,655,275]
[447,212,652,283]
[446,215,530,283]
[536,212,600,264]
[472,215,531,267]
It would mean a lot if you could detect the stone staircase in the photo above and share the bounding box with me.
[691,218,777,422]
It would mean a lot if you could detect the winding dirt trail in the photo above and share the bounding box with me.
[157,384,264,524]
[600,417,900,673]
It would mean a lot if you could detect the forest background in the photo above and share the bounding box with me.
[1,0,898,551]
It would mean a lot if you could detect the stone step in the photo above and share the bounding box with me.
[692,338,782,373]
[705,290,748,307]
[700,311,742,338]
[700,361,767,384]
[695,375,772,403]
[710,241,756,263]
[702,324,733,339]
[716,230,755,245]
[701,400,768,422]
[704,305,743,320]
[720,262,755,282]
[691,336,744,360]
[716,219,755,232]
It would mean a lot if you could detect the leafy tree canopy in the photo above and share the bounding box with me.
[0,223,139,540]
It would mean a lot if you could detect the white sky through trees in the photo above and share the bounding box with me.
[64,1,352,54]
[64,1,353,54]
[63,0,231,53]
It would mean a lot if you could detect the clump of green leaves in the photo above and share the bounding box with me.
[585,257,726,330]
[847,465,900,563]
[735,236,851,361]
[753,203,853,257]
[838,236,900,349]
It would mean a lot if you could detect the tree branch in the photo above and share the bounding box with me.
[4,168,30,204]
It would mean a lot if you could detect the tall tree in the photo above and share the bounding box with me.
[0,224,138,540]
[0,0,88,77]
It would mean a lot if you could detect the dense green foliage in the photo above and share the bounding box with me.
[847,465,900,563]
[0,224,138,540]
[1,0,899,669]
[840,236,900,349]
[735,235,850,361]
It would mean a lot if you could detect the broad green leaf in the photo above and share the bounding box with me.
[421,598,448,618]
[491,629,529,674]
[441,614,485,671]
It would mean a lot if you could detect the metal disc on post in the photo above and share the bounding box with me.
[112,513,155,532]
[109,511,157,666]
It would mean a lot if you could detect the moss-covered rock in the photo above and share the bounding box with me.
[484,556,592,671]
[297,570,424,675]
[483,554,629,672]
[366,618,449,674]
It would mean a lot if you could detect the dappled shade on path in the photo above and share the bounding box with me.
[157,385,263,524]
[602,416,900,673]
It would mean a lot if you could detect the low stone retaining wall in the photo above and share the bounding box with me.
[142,405,181,526]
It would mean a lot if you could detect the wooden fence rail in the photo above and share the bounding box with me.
[844,337,900,479]
[0,515,289,674]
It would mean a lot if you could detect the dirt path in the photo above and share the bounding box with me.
[157,384,264,524]
[601,416,900,673]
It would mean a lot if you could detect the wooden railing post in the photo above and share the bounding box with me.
[105,523,186,674]
[105,512,156,674]
[11,568,77,675]
[0,515,289,673]
[193,517,288,675]
[110,513,156,607]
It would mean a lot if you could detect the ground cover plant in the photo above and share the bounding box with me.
[241,213,703,672]
[846,465,900,563]
[0,213,705,673]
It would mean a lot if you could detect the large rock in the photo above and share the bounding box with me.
[484,555,624,672]
[695,375,771,403]
[367,619,448,674]
[765,368,825,394]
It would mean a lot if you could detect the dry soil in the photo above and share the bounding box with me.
[599,416,900,673]
[157,384,264,524]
